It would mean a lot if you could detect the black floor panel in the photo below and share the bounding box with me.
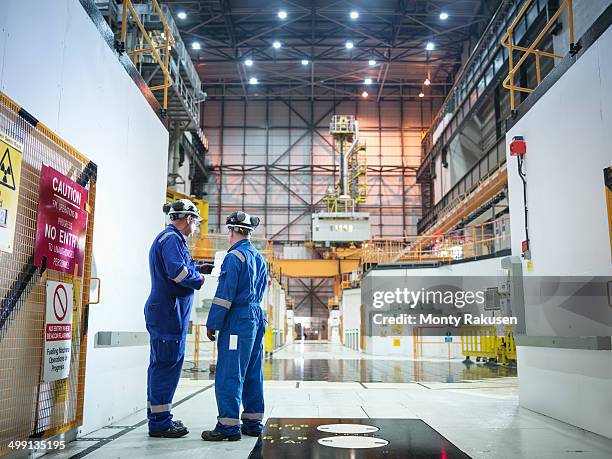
[248,417,471,459]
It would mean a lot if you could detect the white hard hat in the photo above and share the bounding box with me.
[226,211,260,232]
[163,199,202,221]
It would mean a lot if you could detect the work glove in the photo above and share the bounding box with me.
[198,263,214,274]
[207,328,216,341]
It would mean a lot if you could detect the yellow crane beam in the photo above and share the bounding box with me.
[271,259,360,278]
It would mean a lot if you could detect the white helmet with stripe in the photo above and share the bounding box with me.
[226,211,260,232]
[163,199,202,221]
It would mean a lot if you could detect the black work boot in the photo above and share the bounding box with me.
[241,426,262,437]
[201,429,241,441]
[149,424,189,438]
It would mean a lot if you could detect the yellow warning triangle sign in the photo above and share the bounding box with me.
[0,147,16,190]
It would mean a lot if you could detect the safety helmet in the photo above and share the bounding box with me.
[163,199,202,221]
[226,211,260,232]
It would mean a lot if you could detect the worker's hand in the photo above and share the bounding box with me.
[207,328,216,341]
[199,273,205,286]
[198,263,214,274]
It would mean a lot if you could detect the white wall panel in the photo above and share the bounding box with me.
[506,24,612,439]
[0,0,169,434]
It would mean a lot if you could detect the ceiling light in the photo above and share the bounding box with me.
[361,90,369,98]
[364,78,372,85]
[177,11,187,20]
[245,58,253,66]
[368,59,376,66]
[249,77,258,85]
[440,12,449,20]
[301,59,309,66]
[426,42,435,51]
[278,10,287,19]
[191,42,201,50]
[424,77,431,86]
[273,41,282,49]
[345,41,354,49]
[419,91,425,98]
[350,11,359,20]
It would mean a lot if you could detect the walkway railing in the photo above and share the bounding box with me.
[363,216,510,266]
[502,0,575,111]
[121,0,175,111]
[461,325,516,365]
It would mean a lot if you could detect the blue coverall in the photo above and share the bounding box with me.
[206,239,268,435]
[144,224,202,432]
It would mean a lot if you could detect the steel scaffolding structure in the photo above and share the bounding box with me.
[202,95,440,317]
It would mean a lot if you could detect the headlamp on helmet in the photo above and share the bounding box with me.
[226,211,260,232]
[163,199,202,221]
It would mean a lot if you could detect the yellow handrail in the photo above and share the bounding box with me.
[501,0,574,111]
[121,0,175,111]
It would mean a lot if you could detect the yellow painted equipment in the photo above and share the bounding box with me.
[186,323,217,373]
[166,189,209,234]
[264,301,274,356]
[325,115,368,210]
[329,115,356,135]
[461,325,516,365]
[270,258,360,278]
[166,189,216,260]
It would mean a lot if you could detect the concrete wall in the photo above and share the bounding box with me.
[0,0,169,434]
[506,23,612,439]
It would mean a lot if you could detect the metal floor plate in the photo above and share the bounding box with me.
[248,418,471,459]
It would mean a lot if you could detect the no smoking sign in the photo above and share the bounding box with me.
[43,281,73,383]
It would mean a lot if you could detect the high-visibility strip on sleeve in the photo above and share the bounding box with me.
[213,297,231,309]
[229,250,245,262]
[172,266,189,283]
[218,417,240,426]
[149,402,172,413]
[158,232,176,243]
[241,412,263,420]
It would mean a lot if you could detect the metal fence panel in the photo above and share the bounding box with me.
[0,91,97,453]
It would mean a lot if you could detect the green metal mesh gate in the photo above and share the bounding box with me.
[0,90,97,454]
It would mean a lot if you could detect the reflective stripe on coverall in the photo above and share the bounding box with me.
[206,239,268,435]
[144,224,202,431]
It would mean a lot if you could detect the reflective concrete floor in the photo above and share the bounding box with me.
[185,341,517,383]
[49,342,612,459]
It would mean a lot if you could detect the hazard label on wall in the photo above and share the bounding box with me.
[0,131,23,253]
[34,164,88,276]
[43,281,73,383]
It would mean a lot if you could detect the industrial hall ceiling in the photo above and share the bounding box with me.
[165,0,501,100]
[163,0,502,317]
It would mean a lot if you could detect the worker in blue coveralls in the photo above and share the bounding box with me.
[145,199,209,438]
[201,211,268,441]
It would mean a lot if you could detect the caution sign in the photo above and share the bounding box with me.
[43,281,73,383]
[34,165,89,275]
[0,131,23,253]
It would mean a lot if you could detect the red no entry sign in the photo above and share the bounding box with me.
[44,281,73,383]
[53,284,68,321]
